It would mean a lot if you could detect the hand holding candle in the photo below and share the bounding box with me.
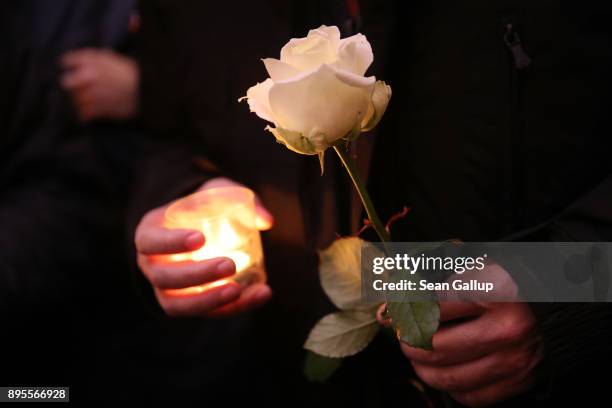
[135,178,273,317]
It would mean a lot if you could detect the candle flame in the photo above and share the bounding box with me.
[168,219,251,272]
[163,194,265,294]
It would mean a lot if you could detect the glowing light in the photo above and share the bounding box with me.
[168,219,252,272]
[164,279,232,297]
[163,186,266,293]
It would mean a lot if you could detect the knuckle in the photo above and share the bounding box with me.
[160,299,183,317]
[134,222,150,251]
[401,343,440,365]
[88,68,99,80]
[400,343,420,360]
[412,364,431,384]
[478,327,499,350]
[188,292,224,316]
[427,351,446,365]
[136,254,149,275]
[400,342,412,358]
[413,365,448,390]
[155,291,191,317]
[162,234,175,250]
[140,209,158,225]
[436,370,460,391]
[421,352,441,365]
[195,261,218,280]
[134,232,145,252]
[498,320,518,341]
[493,309,533,343]
[149,265,171,288]
[505,316,533,342]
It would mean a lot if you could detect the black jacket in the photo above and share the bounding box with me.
[0,0,142,392]
[368,0,612,404]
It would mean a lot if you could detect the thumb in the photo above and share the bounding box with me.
[255,199,274,231]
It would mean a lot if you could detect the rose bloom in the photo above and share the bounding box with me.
[243,25,391,155]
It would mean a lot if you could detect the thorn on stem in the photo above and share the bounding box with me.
[354,218,373,237]
[385,206,411,233]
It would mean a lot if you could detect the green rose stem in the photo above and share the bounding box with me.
[333,145,391,243]
[335,146,440,352]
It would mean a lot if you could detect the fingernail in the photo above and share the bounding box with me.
[185,232,204,250]
[220,285,240,301]
[255,214,274,230]
[216,259,236,276]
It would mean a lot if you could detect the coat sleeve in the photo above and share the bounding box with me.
[124,142,223,317]
[503,175,612,399]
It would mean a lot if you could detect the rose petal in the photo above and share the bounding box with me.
[361,80,392,132]
[243,78,274,123]
[280,25,341,72]
[269,64,374,143]
[262,58,300,81]
[334,68,376,88]
[336,34,373,76]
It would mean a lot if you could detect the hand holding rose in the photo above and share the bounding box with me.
[378,264,543,407]
[404,301,541,407]
[135,178,273,317]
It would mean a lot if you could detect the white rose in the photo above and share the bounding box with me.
[242,25,391,155]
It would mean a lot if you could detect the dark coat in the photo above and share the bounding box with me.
[0,0,141,393]
[368,0,612,405]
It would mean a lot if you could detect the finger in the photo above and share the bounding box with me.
[197,177,237,191]
[207,283,272,317]
[439,301,486,322]
[138,256,236,289]
[61,68,97,90]
[155,281,242,317]
[255,203,274,230]
[402,303,534,366]
[135,207,204,254]
[441,263,520,302]
[401,315,495,366]
[60,48,99,69]
[61,72,87,91]
[136,228,204,255]
[411,347,530,393]
[450,372,535,407]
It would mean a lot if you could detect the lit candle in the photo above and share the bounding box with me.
[163,186,266,295]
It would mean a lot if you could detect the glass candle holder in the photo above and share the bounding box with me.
[164,186,266,291]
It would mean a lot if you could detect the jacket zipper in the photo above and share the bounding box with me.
[504,23,532,70]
